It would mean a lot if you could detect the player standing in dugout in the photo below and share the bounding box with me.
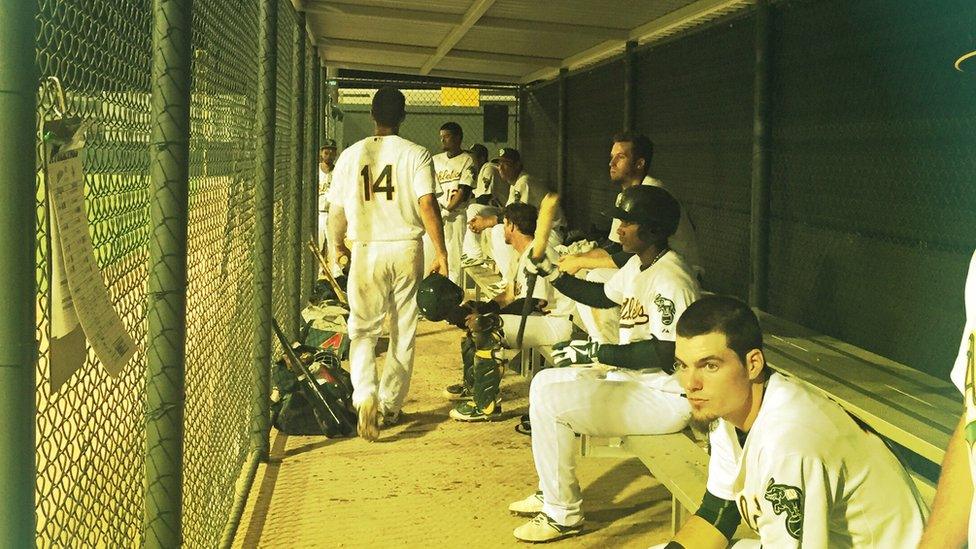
[327,87,449,442]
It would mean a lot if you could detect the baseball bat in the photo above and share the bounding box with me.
[272,318,354,435]
[516,193,560,348]
[307,239,348,305]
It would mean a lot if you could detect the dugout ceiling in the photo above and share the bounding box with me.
[296,0,754,84]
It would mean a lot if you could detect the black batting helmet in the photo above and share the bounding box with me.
[417,273,463,321]
[609,186,680,238]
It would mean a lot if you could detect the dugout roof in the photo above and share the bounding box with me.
[298,0,755,84]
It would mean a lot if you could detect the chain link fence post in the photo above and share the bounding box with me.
[289,16,305,338]
[305,49,321,301]
[144,0,193,546]
[0,2,38,547]
[749,0,771,309]
[252,0,277,462]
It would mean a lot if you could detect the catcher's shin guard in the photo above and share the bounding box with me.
[460,335,475,390]
[469,313,505,412]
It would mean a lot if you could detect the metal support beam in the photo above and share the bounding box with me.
[623,40,637,131]
[0,2,38,547]
[556,68,568,196]
[749,0,771,309]
[420,0,495,74]
[252,0,278,462]
[144,0,193,545]
[290,15,306,338]
[318,37,561,67]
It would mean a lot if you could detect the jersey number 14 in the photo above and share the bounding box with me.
[361,165,395,201]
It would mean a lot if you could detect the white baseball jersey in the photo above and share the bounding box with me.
[474,162,508,205]
[707,372,928,547]
[508,243,573,318]
[432,150,475,218]
[949,250,976,547]
[609,176,702,274]
[328,135,437,242]
[318,168,332,214]
[506,171,567,230]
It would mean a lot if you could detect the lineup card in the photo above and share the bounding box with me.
[47,147,136,377]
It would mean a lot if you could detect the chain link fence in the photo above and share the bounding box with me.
[29,0,320,546]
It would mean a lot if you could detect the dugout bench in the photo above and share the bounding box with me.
[528,311,956,535]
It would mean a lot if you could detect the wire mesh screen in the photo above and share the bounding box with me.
[31,0,312,546]
[181,0,260,545]
[767,0,976,379]
[564,60,625,236]
[335,85,519,156]
[272,0,297,346]
[519,83,559,199]
[34,0,152,545]
[634,17,756,297]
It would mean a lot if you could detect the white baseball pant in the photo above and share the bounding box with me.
[424,209,465,285]
[317,210,342,278]
[575,267,620,344]
[529,367,691,526]
[346,239,423,416]
[499,313,573,349]
[462,203,497,262]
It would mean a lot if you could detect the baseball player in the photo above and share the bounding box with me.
[327,86,449,442]
[558,132,702,344]
[652,295,928,548]
[920,250,976,548]
[424,202,574,421]
[424,121,475,285]
[316,139,341,278]
[508,185,700,543]
[467,147,564,292]
[460,144,505,267]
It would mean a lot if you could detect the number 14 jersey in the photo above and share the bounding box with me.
[329,134,438,242]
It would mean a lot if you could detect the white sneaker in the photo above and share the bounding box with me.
[508,491,544,516]
[357,395,379,442]
[512,512,583,543]
[461,256,485,268]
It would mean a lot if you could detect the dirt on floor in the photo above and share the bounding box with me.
[233,319,673,548]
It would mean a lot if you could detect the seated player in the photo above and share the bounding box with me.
[557,132,701,344]
[652,295,928,548]
[420,202,574,422]
[460,143,504,267]
[508,185,701,542]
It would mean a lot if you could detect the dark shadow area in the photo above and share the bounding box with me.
[240,432,290,547]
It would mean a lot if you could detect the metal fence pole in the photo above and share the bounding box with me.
[307,49,321,297]
[144,0,193,546]
[289,18,305,337]
[749,0,771,309]
[0,3,38,547]
[556,68,568,195]
[623,40,637,132]
[252,0,278,461]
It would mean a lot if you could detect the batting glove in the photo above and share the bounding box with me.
[525,254,560,282]
[551,339,600,367]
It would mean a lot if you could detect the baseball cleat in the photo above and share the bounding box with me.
[449,400,502,422]
[379,409,400,427]
[461,256,485,268]
[508,491,544,516]
[357,395,380,442]
[513,512,583,543]
[442,383,472,401]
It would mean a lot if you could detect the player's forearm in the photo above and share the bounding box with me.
[578,247,611,260]
[327,207,347,251]
[919,416,972,548]
[597,338,675,371]
[445,187,471,212]
[419,194,449,256]
[551,274,617,308]
[670,515,731,549]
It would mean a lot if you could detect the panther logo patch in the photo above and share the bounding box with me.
[764,478,803,540]
[654,294,676,325]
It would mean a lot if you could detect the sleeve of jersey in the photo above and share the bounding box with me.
[551,274,617,308]
[602,264,626,304]
[756,452,832,548]
[459,155,476,188]
[950,250,976,394]
[705,424,738,501]
[326,154,347,209]
[412,149,438,199]
[649,281,699,342]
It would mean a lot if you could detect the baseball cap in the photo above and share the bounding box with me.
[321,138,337,149]
[494,147,520,163]
[470,143,488,159]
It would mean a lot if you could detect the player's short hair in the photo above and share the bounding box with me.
[440,121,463,138]
[676,295,763,365]
[612,131,654,170]
[371,87,406,127]
[470,143,488,162]
[503,202,537,237]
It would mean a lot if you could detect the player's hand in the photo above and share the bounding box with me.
[525,254,559,281]
[556,254,585,275]
[335,244,351,271]
[428,253,449,276]
[467,214,495,234]
[551,339,600,367]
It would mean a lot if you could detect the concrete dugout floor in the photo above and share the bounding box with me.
[233,319,672,548]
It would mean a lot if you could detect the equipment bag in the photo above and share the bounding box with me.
[271,347,356,437]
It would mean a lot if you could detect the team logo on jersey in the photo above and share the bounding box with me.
[764,478,803,540]
[654,294,676,325]
[619,297,649,328]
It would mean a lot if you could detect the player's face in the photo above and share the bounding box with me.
[616,220,644,254]
[439,130,461,152]
[674,332,754,430]
[497,158,519,182]
[609,142,643,183]
[319,147,335,165]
